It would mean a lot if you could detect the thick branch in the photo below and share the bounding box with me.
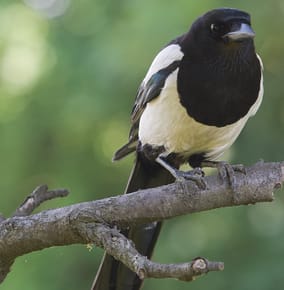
[73,161,281,226]
[0,161,283,283]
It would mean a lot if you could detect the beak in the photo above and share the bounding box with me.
[223,23,255,41]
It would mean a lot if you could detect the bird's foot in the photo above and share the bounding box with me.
[155,156,206,189]
[202,161,246,203]
[173,167,207,189]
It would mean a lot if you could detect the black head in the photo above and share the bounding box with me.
[180,8,255,55]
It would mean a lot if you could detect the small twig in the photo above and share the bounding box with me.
[13,185,69,217]
[138,257,224,281]
[81,223,224,281]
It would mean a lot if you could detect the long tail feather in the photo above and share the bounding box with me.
[91,154,174,290]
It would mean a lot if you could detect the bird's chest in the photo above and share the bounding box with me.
[138,71,247,157]
[177,57,261,127]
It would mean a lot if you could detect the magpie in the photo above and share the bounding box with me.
[92,7,263,290]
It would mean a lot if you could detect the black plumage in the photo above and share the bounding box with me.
[177,33,261,126]
[92,7,263,290]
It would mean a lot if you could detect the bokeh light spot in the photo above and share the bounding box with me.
[23,0,70,18]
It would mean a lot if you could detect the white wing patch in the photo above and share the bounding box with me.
[143,44,184,84]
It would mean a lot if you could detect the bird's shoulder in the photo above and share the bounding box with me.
[131,43,184,123]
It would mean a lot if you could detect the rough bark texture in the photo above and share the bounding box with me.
[0,161,283,284]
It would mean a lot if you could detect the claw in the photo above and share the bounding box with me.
[155,156,207,189]
[174,168,207,189]
[201,161,246,203]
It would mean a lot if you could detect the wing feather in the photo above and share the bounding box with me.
[113,45,184,161]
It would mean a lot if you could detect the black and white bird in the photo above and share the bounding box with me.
[92,7,263,290]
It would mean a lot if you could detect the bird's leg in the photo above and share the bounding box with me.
[201,160,246,202]
[155,156,206,189]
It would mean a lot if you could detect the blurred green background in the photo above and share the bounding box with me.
[1,0,284,289]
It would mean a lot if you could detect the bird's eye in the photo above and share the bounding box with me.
[210,23,224,34]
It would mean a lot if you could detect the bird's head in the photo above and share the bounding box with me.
[182,8,256,56]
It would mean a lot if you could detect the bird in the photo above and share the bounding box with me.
[91,7,263,290]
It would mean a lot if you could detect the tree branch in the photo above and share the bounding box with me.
[0,161,283,284]
[82,223,224,281]
[13,184,69,217]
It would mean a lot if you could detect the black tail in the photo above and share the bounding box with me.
[91,154,175,290]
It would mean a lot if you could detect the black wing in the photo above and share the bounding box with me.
[113,60,181,161]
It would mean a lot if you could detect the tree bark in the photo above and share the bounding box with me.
[0,161,282,284]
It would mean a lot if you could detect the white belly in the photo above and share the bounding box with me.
[138,69,258,160]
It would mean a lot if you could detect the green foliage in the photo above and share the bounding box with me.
[0,1,284,289]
